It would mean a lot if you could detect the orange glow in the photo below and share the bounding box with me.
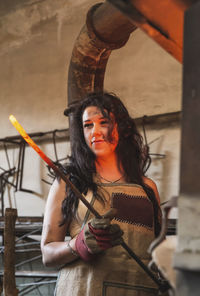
[9,115,53,167]
[9,115,101,218]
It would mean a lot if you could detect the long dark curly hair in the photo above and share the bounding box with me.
[61,92,161,236]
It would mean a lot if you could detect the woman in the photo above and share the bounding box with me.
[41,92,161,296]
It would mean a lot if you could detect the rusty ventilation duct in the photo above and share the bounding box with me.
[66,0,195,108]
[66,2,136,107]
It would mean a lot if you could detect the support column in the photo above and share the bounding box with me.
[174,2,200,295]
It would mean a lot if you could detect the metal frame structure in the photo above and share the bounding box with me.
[0,128,69,216]
[0,211,57,295]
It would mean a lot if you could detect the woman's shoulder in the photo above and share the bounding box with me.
[143,176,156,188]
[143,176,160,205]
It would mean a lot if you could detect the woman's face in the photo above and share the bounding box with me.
[82,106,119,159]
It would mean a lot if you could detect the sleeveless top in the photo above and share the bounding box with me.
[55,182,159,296]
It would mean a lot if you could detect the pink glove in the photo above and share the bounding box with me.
[75,211,123,261]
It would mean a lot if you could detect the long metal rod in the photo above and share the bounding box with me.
[15,228,41,243]
[15,255,42,268]
[9,115,170,292]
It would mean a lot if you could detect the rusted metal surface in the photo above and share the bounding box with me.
[3,208,18,296]
[67,2,136,107]
[108,0,196,63]
[66,0,197,110]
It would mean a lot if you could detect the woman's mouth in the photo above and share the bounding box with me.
[91,139,105,145]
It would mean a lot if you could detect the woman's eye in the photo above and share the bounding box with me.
[100,120,109,125]
[83,123,93,129]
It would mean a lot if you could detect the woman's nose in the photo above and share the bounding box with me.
[92,123,101,135]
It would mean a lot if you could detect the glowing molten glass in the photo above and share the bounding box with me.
[9,115,52,167]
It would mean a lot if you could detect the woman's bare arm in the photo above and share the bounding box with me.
[41,178,79,267]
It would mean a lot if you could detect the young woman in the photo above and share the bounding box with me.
[41,92,161,296]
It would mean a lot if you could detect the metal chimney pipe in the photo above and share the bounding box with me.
[66,2,136,108]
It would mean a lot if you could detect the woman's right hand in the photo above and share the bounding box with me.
[75,210,124,261]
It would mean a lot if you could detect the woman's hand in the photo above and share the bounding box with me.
[75,210,124,261]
